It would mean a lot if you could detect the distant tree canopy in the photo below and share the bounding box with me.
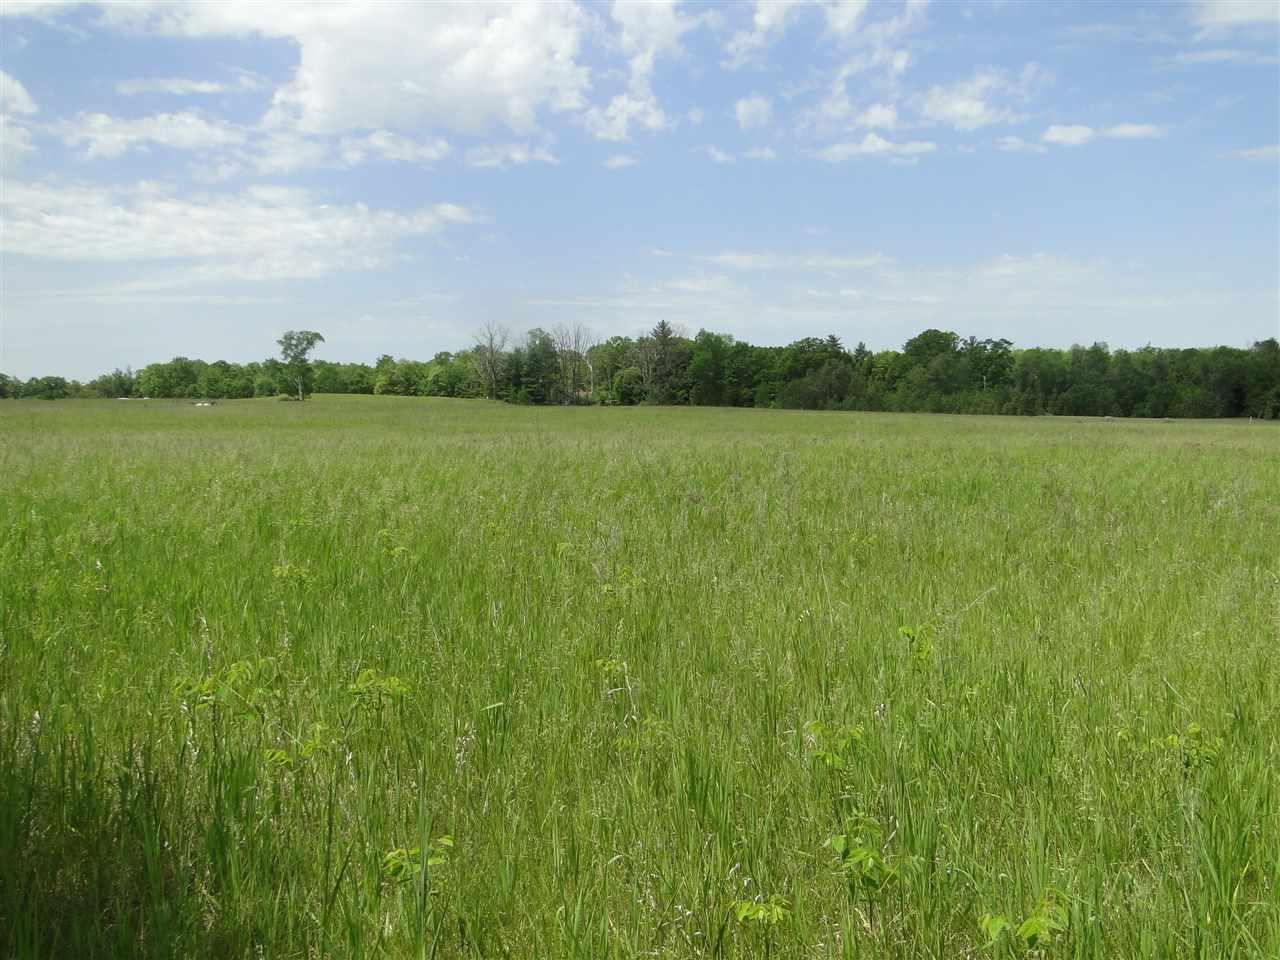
[8,326,1280,419]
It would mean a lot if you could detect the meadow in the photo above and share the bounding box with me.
[1,396,1276,959]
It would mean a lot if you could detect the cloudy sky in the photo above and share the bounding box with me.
[1,0,1277,379]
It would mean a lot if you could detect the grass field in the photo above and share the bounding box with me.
[1,396,1277,958]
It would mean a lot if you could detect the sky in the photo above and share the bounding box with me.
[1,0,1278,380]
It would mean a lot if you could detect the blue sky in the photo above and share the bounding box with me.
[1,0,1277,379]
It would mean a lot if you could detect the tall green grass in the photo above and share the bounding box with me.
[1,396,1276,958]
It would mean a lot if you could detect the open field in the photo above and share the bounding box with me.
[1,396,1277,958]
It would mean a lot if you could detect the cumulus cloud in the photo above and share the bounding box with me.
[0,1,72,19]
[340,131,451,166]
[585,0,701,141]
[611,0,699,84]
[705,145,735,164]
[804,3,929,135]
[723,0,872,66]
[0,71,38,166]
[1042,124,1094,146]
[1106,123,1163,139]
[744,146,777,160]
[1193,0,1280,30]
[1174,47,1277,64]
[705,250,889,270]
[585,93,668,142]
[116,73,264,96]
[605,153,637,168]
[0,179,476,283]
[1224,144,1280,160]
[917,63,1048,131]
[724,0,812,67]
[735,94,773,131]
[0,70,38,115]
[825,0,870,37]
[464,142,557,168]
[84,2,591,136]
[1042,123,1163,146]
[813,133,936,161]
[1,115,37,167]
[856,103,897,129]
[60,111,245,158]
[995,135,1046,154]
[250,132,329,173]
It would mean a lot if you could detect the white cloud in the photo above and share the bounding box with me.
[725,0,812,67]
[61,111,245,158]
[89,2,591,136]
[584,0,701,141]
[813,133,936,161]
[251,132,329,173]
[686,107,705,125]
[605,153,637,168]
[585,93,668,142]
[340,130,451,166]
[1041,123,1163,146]
[856,102,897,129]
[1042,124,1095,146]
[805,4,929,135]
[189,158,244,182]
[0,70,38,115]
[464,142,557,168]
[116,73,263,96]
[735,94,773,131]
[1105,123,1163,139]
[1174,47,1277,64]
[706,250,889,270]
[1193,0,1280,30]
[611,0,699,86]
[995,135,1046,154]
[0,1,73,19]
[0,179,476,283]
[1,115,36,167]
[0,71,38,167]
[825,0,869,37]
[667,272,735,295]
[118,77,226,96]
[698,146,779,163]
[337,130,453,166]
[917,63,1047,131]
[1225,144,1280,160]
[722,0,898,65]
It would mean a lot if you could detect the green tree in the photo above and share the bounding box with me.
[277,330,326,400]
[613,367,645,405]
[22,376,70,400]
[87,367,136,398]
[649,320,679,404]
[688,330,732,406]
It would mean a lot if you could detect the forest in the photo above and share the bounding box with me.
[6,323,1280,419]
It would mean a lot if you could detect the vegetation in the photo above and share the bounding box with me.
[2,396,1276,958]
[7,325,1280,418]
[277,330,327,401]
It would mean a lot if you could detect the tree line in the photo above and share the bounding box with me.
[5,321,1279,419]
